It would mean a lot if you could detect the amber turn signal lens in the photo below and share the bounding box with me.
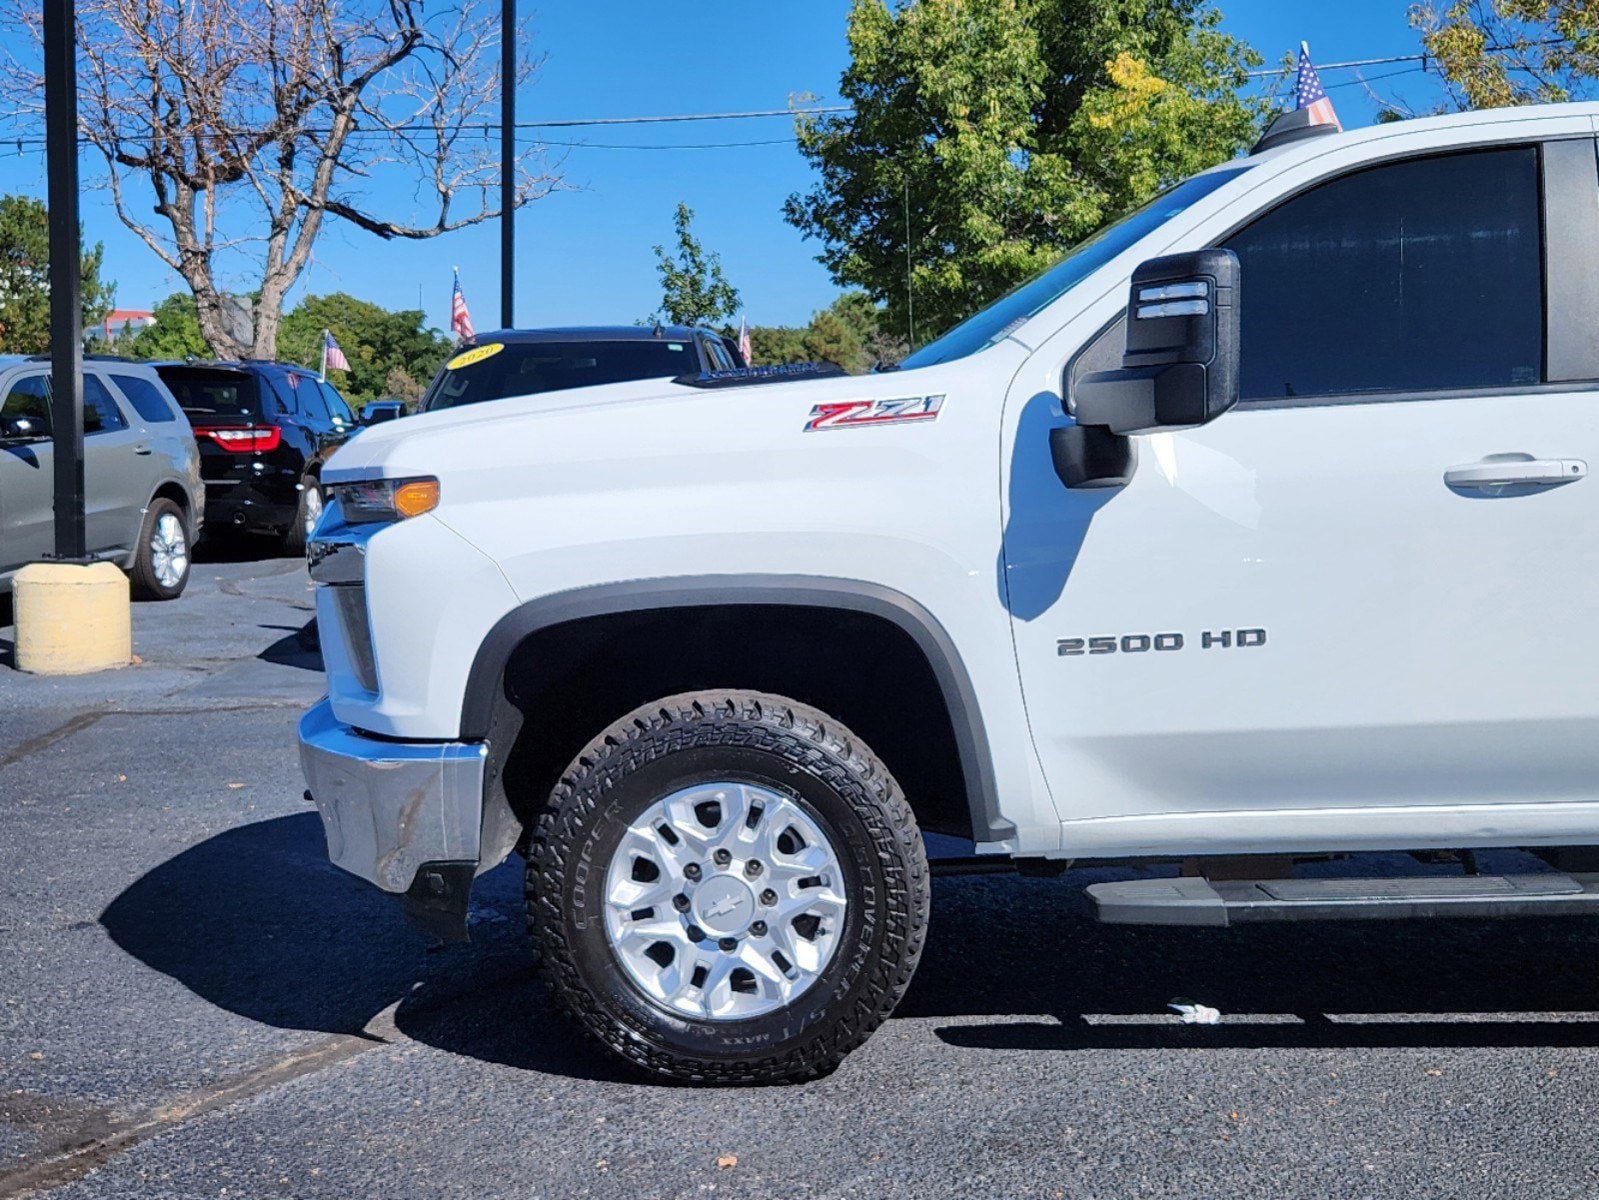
[392,478,440,518]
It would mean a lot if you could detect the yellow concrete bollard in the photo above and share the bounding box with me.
[13,561,133,675]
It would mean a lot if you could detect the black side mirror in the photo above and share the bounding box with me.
[1071,248,1240,435]
[1053,249,1239,490]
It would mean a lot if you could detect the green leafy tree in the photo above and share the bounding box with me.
[786,0,1263,341]
[0,194,116,353]
[1411,1,1599,108]
[750,292,903,373]
[277,293,453,406]
[749,324,810,367]
[651,203,742,329]
[124,292,212,360]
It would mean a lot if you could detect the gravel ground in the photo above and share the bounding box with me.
[5,549,1599,1199]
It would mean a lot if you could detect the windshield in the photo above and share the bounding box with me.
[422,338,702,412]
[899,164,1253,369]
[155,368,262,419]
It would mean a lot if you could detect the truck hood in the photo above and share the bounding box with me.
[319,364,979,483]
[323,376,718,480]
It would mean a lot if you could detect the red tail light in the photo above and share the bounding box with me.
[201,426,282,453]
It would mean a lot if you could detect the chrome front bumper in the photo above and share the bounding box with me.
[298,698,487,894]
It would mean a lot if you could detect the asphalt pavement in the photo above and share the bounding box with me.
[4,547,1599,1198]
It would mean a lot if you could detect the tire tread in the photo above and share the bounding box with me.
[525,689,929,1085]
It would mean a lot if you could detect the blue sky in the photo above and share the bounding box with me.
[8,0,1448,335]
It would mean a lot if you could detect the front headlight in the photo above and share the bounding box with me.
[330,476,440,523]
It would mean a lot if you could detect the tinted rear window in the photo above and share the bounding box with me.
[109,373,179,424]
[157,369,263,419]
[423,340,700,412]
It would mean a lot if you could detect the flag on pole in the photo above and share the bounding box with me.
[1294,42,1340,130]
[737,316,752,366]
[451,268,476,341]
[320,329,348,380]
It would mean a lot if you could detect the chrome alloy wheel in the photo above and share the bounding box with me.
[301,483,324,537]
[149,512,189,590]
[603,781,848,1021]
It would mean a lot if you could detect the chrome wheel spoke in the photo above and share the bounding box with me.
[149,513,188,589]
[603,780,848,1022]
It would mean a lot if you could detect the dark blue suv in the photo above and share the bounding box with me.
[153,360,356,552]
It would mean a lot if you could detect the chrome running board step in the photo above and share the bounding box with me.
[1088,873,1599,927]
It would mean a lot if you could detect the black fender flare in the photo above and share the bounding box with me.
[460,575,1014,844]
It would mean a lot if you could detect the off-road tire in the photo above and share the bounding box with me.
[526,690,930,1085]
[129,497,190,601]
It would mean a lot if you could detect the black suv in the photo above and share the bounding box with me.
[153,360,356,552]
[419,325,745,413]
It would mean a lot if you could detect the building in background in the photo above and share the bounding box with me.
[89,308,155,344]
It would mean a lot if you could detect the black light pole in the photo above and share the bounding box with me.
[44,0,87,561]
[500,0,515,329]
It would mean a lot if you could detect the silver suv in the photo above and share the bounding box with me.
[0,359,203,600]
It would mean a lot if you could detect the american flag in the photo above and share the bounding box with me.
[321,329,349,376]
[1295,42,1340,130]
[451,269,475,341]
[737,316,752,366]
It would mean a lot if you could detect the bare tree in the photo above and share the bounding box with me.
[2,0,559,358]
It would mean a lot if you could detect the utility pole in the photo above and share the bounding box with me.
[500,0,515,329]
[44,0,86,561]
[903,179,915,348]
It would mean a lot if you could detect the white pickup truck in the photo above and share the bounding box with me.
[300,101,1599,1084]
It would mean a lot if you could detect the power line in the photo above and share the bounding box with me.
[0,38,1575,156]
[1242,36,1572,79]
[524,106,848,127]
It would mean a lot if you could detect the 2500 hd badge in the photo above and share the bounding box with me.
[1056,628,1267,656]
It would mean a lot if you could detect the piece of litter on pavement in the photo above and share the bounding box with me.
[1167,998,1222,1025]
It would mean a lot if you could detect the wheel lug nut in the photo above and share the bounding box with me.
[713,849,732,868]
[745,859,763,877]
[687,925,705,942]
[672,893,690,912]
[751,921,767,936]
[684,863,702,881]
[760,888,777,906]
[718,937,737,952]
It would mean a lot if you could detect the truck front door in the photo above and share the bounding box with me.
[1005,140,1599,853]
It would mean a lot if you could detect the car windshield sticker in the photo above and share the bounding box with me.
[804,394,945,432]
[446,342,505,371]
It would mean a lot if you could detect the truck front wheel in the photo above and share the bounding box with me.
[525,690,929,1084]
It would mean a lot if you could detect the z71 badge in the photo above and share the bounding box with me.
[804,394,945,432]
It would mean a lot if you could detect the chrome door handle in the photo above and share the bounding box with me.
[132,442,153,455]
[1444,455,1587,491]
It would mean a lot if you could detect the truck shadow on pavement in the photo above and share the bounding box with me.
[99,812,639,1084]
[911,872,1599,1052]
[100,819,1599,1083]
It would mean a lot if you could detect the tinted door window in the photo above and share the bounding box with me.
[0,374,52,438]
[1224,147,1543,400]
[703,338,734,371]
[290,373,330,423]
[83,376,128,434]
[109,374,179,423]
[320,381,355,426]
